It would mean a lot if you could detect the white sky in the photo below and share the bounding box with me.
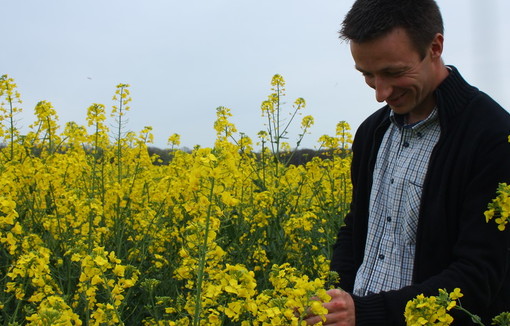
[2,0,509,149]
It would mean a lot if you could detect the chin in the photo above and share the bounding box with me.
[388,105,411,116]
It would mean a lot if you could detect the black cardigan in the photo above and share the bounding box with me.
[331,66,510,325]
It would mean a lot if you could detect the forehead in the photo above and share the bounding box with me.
[350,28,421,72]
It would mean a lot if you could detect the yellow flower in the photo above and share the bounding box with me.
[91,274,103,285]
[113,264,126,277]
[168,133,181,146]
[485,208,495,223]
[94,255,109,267]
[449,288,463,300]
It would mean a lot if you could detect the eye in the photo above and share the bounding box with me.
[385,70,404,77]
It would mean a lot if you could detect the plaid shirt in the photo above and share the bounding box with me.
[353,108,441,296]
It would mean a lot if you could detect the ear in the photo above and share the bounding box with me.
[429,33,444,60]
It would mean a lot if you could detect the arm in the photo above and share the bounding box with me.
[330,209,356,292]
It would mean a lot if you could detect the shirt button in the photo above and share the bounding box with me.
[390,178,394,184]
[378,254,385,260]
[416,132,423,138]
[387,216,392,222]
[403,141,410,148]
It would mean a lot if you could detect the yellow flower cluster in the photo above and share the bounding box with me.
[0,196,22,255]
[0,74,22,146]
[25,295,82,325]
[72,247,139,325]
[318,121,353,155]
[262,263,331,324]
[404,288,463,326]
[485,182,510,231]
[169,262,332,325]
[484,136,510,232]
[6,241,59,302]
[405,288,510,325]
[0,74,350,325]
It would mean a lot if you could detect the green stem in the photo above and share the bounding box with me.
[275,84,281,157]
[7,88,15,161]
[193,178,216,326]
[455,306,485,326]
[88,118,101,252]
[116,85,126,185]
[46,116,53,154]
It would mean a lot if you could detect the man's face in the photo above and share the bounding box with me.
[350,27,439,123]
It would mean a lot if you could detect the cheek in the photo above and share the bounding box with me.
[393,77,418,91]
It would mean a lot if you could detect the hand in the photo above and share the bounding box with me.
[304,289,355,326]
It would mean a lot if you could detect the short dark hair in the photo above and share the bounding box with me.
[340,0,444,58]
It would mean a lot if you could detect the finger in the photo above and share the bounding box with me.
[326,288,344,298]
[304,314,327,325]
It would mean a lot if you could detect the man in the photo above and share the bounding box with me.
[305,0,510,325]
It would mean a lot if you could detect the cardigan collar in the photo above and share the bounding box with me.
[434,65,479,131]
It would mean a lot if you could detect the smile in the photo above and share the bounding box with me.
[387,91,406,106]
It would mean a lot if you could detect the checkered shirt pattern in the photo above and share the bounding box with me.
[353,108,441,296]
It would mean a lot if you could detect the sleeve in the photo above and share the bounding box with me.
[330,207,357,292]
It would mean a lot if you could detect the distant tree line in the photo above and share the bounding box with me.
[0,143,349,167]
[148,146,350,166]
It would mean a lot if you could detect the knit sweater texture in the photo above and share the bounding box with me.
[330,66,510,325]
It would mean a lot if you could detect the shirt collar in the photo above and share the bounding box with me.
[390,108,439,130]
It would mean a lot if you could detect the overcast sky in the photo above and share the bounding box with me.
[2,0,509,149]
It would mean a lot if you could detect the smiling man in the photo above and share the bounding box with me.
[305,0,510,325]
[351,27,447,124]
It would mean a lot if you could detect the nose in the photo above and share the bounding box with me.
[374,77,392,103]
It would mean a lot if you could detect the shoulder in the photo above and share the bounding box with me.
[455,91,510,139]
[469,92,510,125]
[437,66,510,134]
